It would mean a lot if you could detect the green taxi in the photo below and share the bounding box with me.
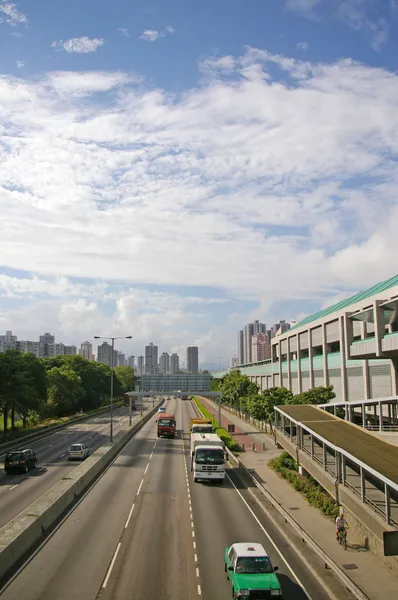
[224,542,282,598]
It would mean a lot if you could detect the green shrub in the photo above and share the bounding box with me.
[270,452,339,520]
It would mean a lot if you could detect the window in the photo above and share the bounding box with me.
[158,419,174,426]
[195,448,224,465]
[228,548,236,564]
[235,557,273,574]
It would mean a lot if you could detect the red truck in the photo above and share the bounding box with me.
[157,413,176,438]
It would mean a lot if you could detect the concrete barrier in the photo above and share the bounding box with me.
[0,399,163,584]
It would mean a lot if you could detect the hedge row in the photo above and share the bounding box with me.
[192,397,241,453]
[270,452,339,519]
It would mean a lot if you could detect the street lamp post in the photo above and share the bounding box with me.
[94,335,132,442]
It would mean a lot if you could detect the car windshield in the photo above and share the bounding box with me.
[195,448,224,464]
[236,556,273,574]
[69,445,83,451]
[158,419,174,426]
[6,452,23,461]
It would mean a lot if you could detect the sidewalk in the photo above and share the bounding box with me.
[199,396,398,600]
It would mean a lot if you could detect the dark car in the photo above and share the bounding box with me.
[4,449,37,474]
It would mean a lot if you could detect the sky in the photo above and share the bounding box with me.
[1,0,398,369]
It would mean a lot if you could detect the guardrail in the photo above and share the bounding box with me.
[191,398,370,600]
[0,399,163,586]
[0,403,125,455]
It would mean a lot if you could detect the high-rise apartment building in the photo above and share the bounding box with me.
[187,346,199,373]
[170,353,179,374]
[64,345,77,355]
[97,342,118,367]
[145,343,158,374]
[39,332,55,344]
[159,352,170,374]
[79,341,93,360]
[128,355,135,368]
[117,351,126,367]
[242,321,266,364]
[137,355,144,376]
[251,333,271,362]
[238,330,244,365]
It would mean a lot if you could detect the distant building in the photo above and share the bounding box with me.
[230,356,239,368]
[117,351,126,366]
[64,345,77,355]
[159,352,170,374]
[170,353,179,374]
[39,332,55,344]
[128,355,135,368]
[251,333,270,362]
[238,330,244,365]
[79,341,93,360]
[145,343,158,374]
[137,355,144,376]
[187,346,199,373]
[97,342,118,367]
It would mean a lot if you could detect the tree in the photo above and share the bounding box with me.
[253,387,294,421]
[47,366,86,416]
[220,370,259,407]
[288,385,336,405]
[114,366,136,393]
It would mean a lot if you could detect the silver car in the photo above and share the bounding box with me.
[68,443,89,461]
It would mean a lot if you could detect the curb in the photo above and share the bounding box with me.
[191,398,370,600]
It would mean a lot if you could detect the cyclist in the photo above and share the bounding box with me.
[335,513,348,541]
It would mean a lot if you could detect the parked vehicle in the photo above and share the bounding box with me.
[190,432,226,483]
[4,449,37,474]
[225,542,282,598]
[157,414,176,438]
[68,443,90,461]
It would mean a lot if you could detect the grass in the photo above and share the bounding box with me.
[192,396,242,453]
[0,401,123,443]
[269,452,339,520]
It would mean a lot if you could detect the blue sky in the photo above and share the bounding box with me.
[1,0,398,368]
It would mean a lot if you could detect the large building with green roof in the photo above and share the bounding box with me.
[215,273,398,402]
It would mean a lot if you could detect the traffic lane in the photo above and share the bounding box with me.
[98,398,199,600]
[0,409,160,600]
[0,404,151,528]
[182,401,325,600]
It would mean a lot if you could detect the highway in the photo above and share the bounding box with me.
[0,397,351,600]
[0,403,151,529]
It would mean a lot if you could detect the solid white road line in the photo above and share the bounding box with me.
[226,472,314,600]
[102,542,121,588]
[124,503,135,529]
[9,484,18,491]
[137,479,144,495]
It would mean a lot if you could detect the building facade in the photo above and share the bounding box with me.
[159,352,170,374]
[187,346,199,373]
[137,355,145,376]
[97,342,118,367]
[251,333,271,362]
[64,345,77,355]
[217,274,398,403]
[79,341,93,360]
[145,343,158,374]
[170,353,179,374]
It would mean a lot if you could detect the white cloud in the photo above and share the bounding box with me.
[2,47,398,357]
[165,25,175,34]
[52,37,104,54]
[0,1,27,26]
[118,27,130,37]
[297,41,309,51]
[139,29,160,42]
[16,60,25,69]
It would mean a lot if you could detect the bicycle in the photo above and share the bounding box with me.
[337,527,347,550]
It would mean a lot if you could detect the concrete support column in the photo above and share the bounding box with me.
[323,443,327,469]
[308,329,314,389]
[379,401,383,431]
[360,467,366,502]
[322,323,328,387]
[363,359,371,400]
[361,403,366,428]
[339,316,348,402]
[278,340,282,388]
[385,483,391,524]
[297,334,302,393]
[373,300,385,357]
[333,405,337,416]
[348,404,353,422]
[390,358,398,396]
[342,455,346,484]
[287,337,292,391]
[311,435,314,460]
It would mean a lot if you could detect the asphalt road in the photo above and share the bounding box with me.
[0,397,352,600]
[0,402,151,529]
